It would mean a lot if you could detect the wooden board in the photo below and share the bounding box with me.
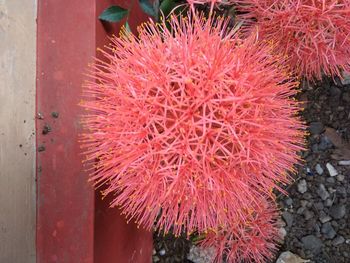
[37,0,152,262]
[0,0,37,262]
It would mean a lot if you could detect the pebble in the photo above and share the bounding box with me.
[332,236,345,246]
[319,211,332,223]
[153,256,160,262]
[324,198,334,207]
[326,177,335,184]
[285,198,293,207]
[159,249,166,256]
[339,160,350,166]
[326,163,338,177]
[329,204,346,219]
[321,222,337,239]
[341,72,350,85]
[187,246,215,263]
[314,202,324,211]
[301,235,323,253]
[303,210,314,221]
[282,211,294,227]
[276,251,310,263]
[278,227,287,241]
[297,179,308,194]
[317,184,330,200]
[318,136,333,150]
[315,164,324,175]
[336,174,345,182]
[309,122,324,135]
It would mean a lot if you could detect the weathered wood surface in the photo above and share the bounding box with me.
[0,0,37,262]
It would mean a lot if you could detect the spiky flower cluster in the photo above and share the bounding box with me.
[237,0,350,80]
[81,12,304,263]
[199,199,280,263]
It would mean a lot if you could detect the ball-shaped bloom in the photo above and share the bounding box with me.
[81,13,304,237]
[198,198,280,263]
[237,0,350,80]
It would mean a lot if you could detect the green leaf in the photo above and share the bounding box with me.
[125,21,132,34]
[99,6,128,22]
[159,0,177,17]
[139,0,156,17]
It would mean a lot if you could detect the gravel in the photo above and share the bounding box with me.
[329,204,346,219]
[326,163,338,176]
[315,164,324,175]
[317,184,330,200]
[339,160,350,165]
[297,179,308,194]
[309,122,324,135]
[301,235,323,254]
[321,222,337,239]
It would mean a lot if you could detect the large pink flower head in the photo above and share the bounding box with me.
[238,0,350,80]
[81,11,304,241]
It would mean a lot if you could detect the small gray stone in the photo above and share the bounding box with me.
[336,174,345,182]
[314,202,324,211]
[300,200,309,207]
[282,211,294,227]
[332,236,345,246]
[304,210,314,221]
[326,163,338,177]
[326,177,335,184]
[319,211,332,223]
[278,227,287,241]
[297,179,308,194]
[276,251,310,263]
[301,235,323,253]
[339,160,350,166]
[318,136,333,150]
[317,184,330,200]
[341,72,350,85]
[297,207,305,214]
[329,204,346,219]
[153,256,160,262]
[309,122,324,135]
[159,249,166,256]
[315,164,324,175]
[324,199,334,207]
[187,246,215,263]
[321,222,337,239]
[284,198,293,207]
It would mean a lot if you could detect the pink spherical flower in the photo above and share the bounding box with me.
[81,13,304,239]
[198,198,280,263]
[238,0,350,80]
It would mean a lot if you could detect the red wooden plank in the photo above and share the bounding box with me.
[37,0,152,262]
[36,1,96,262]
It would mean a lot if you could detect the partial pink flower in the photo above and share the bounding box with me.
[238,0,350,80]
[199,198,280,263]
[81,11,304,249]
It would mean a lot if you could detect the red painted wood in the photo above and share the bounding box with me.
[36,1,96,262]
[94,1,153,263]
[37,0,152,262]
